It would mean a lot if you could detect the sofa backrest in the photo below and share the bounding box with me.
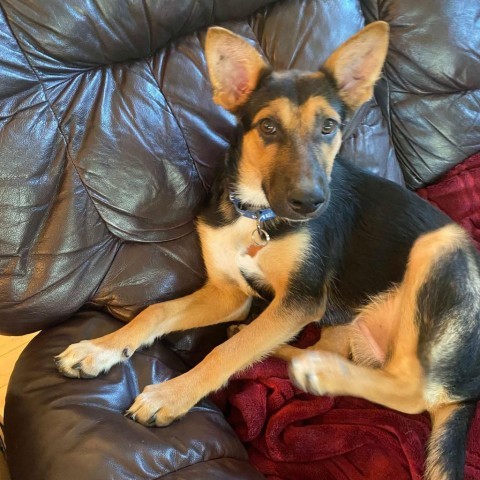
[361,0,480,188]
[1,0,478,334]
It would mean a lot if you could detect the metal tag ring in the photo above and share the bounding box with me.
[251,226,270,246]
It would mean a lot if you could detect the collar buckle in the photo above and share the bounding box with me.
[228,193,277,223]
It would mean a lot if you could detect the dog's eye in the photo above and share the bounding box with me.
[321,118,338,135]
[259,118,277,135]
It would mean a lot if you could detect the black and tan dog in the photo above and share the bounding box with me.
[55,22,480,479]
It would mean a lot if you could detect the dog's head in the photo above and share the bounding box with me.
[205,22,389,221]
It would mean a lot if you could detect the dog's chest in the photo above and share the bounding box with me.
[197,218,308,297]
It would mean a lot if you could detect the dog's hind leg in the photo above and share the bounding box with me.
[55,282,251,379]
[289,224,468,415]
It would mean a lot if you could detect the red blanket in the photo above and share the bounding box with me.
[212,152,480,479]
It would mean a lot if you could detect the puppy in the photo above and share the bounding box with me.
[55,22,480,479]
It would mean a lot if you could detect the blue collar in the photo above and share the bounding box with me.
[229,193,277,222]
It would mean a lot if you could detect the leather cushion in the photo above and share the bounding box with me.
[4,311,264,480]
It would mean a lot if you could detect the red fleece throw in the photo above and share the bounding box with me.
[212,152,480,479]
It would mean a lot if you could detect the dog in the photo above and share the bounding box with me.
[55,22,480,479]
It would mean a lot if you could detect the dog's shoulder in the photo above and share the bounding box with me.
[330,157,452,233]
[302,157,456,311]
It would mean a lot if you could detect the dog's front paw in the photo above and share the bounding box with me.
[125,378,194,427]
[289,351,351,396]
[54,340,126,379]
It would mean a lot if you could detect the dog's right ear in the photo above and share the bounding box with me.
[205,27,270,112]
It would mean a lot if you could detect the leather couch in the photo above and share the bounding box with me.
[1,0,479,479]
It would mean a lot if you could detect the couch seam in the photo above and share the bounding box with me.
[154,456,253,479]
[144,57,209,194]
[378,0,393,137]
[0,5,129,306]
[2,8,202,244]
[0,41,203,313]
[0,4,117,235]
[1,8,201,307]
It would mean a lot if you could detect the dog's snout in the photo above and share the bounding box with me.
[287,186,326,215]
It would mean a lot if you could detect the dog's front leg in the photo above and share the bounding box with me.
[126,298,324,426]
[55,283,251,379]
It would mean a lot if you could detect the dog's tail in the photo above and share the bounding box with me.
[426,401,476,480]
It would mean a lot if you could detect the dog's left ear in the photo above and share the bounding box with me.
[323,21,389,111]
[205,27,270,112]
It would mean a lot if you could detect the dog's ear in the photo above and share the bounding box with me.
[323,21,389,111]
[205,27,270,112]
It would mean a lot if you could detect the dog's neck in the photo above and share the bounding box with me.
[228,192,277,223]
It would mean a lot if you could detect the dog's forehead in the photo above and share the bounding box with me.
[243,70,345,126]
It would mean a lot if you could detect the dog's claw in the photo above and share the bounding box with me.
[53,356,61,367]
[59,369,80,379]
[146,414,157,427]
[305,373,318,394]
[70,361,97,378]
[124,410,136,421]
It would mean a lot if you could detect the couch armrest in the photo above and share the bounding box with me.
[4,311,263,480]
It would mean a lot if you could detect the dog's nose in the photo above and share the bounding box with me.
[287,187,325,215]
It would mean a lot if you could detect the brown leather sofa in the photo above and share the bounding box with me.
[1,0,479,479]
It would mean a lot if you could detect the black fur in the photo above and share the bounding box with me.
[417,248,480,399]
[202,154,453,318]
[428,402,476,480]
[240,269,275,303]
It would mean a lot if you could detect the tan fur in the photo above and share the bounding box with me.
[252,98,296,130]
[252,95,341,133]
[57,208,315,418]
[198,216,310,298]
[236,128,276,206]
[237,95,343,204]
[275,324,353,362]
[240,98,296,192]
[205,27,269,111]
[56,282,252,378]
[324,21,389,110]
[302,96,342,176]
[299,96,342,131]
[255,229,310,296]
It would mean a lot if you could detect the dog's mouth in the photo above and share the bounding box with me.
[266,185,331,222]
[272,195,330,222]
[231,184,330,223]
